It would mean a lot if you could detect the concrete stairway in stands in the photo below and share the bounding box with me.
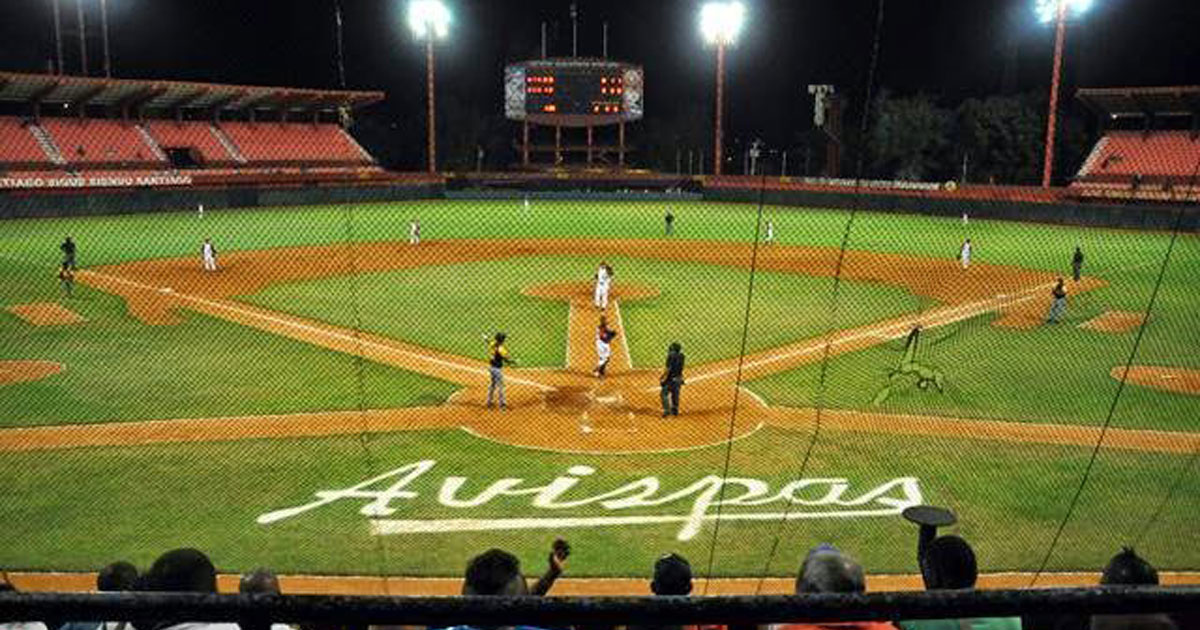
[209,124,247,164]
[28,124,67,165]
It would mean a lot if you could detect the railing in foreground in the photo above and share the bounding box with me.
[3,587,1200,626]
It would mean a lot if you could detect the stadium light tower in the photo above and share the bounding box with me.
[1038,0,1092,188]
[408,0,450,174]
[701,1,745,176]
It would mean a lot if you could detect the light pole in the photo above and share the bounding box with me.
[701,1,745,176]
[52,0,64,74]
[76,0,87,75]
[100,0,111,77]
[407,0,450,175]
[1038,0,1093,188]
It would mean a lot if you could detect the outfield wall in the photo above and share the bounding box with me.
[703,184,1200,232]
[0,181,442,219]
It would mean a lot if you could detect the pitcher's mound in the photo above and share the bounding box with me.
[1114,366,1200,396]
[7,303,85,326]
[0,360,64,386]
[1082,311,1145,334]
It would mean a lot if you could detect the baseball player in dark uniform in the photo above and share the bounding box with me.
[660,342,685,417]
[1071,246,1084,282]
[60,236,77,270]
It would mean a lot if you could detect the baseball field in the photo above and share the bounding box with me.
[1,199,1197,590]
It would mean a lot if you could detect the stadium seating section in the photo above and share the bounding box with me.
[0,116,377,181]
[1073,130,1200,201]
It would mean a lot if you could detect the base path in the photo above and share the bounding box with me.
[6,303,85,326]
[1115,366,1200,397]
[0,360,63,387]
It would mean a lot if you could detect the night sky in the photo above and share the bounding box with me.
[1,0,1197,169]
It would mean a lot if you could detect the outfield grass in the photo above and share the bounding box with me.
[0,258,456,428]
[0,426,1195,576]
[244,255,927,368]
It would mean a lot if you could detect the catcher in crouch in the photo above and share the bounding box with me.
[593,316,619,378]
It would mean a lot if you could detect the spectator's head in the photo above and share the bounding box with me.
[1101,548,1159,586]
[462,549,527,596]
[143,548,218,593]
[651,554,693,596]
[97,561,139,592]
[796,544,866,594]
[920,535,977,590]
[239,568,281,595]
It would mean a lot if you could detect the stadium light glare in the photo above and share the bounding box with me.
[1035,0,1092,24]
[408,0,450,40]
[700,1,745,46]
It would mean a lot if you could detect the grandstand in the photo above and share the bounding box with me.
[0,72,386,188]
[1073,86,1200,202]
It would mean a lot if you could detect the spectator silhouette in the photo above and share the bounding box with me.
[899,536,1020,629]
[60,562,140,630]
[239,569,291,630]
[1090,549,1176,630]
[437,540,570,630]
[771,545,898,630]
[141,548,239,630]
[0,580,49,630]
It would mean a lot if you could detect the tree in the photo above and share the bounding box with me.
[955,93,1045,185]
[867,92,954,181]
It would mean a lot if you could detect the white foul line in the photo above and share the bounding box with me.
[79,269,555,392]
[681,280,1057,387]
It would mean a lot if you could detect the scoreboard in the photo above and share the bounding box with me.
[505,59,644,127]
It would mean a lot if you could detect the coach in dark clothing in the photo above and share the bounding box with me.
[1072,246,1084,282]
[660,342,685,417]
[61,236,77,269]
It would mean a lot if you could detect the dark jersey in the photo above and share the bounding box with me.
[664,351,685,379]
[1052,285,1067,299]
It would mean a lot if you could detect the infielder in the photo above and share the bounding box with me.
[409,219,421,245]
[959,238,972,269]
[1046,278,1068,324]
[593,262,613,310]
[201,238,218,272]
[764,219,776,245]
[593,316,619,378]
[1072,246,1085,282]
[486,332,515,410]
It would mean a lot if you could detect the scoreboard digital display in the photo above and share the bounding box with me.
[523,70,625,116]
[505,59,644,126]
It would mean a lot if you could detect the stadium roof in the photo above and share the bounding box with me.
[0,72,384,113]
[1077,86,1200,120]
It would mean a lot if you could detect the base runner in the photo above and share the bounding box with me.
[593,316,619,378]
[201,238,218,272]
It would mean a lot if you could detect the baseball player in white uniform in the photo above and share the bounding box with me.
[409,220,421,245]
[764,219,776,244]
[201,238,218,272]
[959,238,972,269]
[593,262,613,310]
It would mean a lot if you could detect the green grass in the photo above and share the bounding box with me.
[0,427,1195,576]
[1,199,1197,578]
[244,255,926,368]
[748,236,1200,431]
[0,258,456,428]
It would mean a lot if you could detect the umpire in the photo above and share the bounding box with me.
[660,342,685,417]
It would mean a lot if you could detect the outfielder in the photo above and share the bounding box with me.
[959,238,972,269]
[764,219,776,245]
[201,238,218,272]
[593,262,613,310]
[409,219,421,245]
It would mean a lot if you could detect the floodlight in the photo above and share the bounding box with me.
[1035,0,1093,24]
[408,0,451,39]
[700,1,745,46]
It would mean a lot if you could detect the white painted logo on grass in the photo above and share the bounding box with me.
[256,460,922,541]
